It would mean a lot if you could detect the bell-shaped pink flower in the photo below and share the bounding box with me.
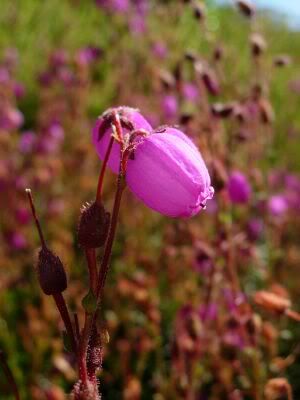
[125,127,214,217]
[92,107,152,174]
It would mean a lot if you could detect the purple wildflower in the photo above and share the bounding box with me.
[247,218,264,241]
[161,95,178,119]
[0,108,24,131]
[19,131,36,153]
[15,207,31,225]
[8,232,27,250]
[268,194,288,217]
[227,171,251,204]
[125,127,214,217]
[93,109,214,217]
[182,82,199,102]
[152,42,168,59]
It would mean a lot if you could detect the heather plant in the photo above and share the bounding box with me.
[0,0,300,399]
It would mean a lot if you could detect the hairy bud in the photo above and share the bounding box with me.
[37,246,67,295]
[78,201,110,249]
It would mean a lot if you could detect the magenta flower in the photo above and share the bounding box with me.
[19,131,36,153]
[152,42,168,59]
[182,82,199,102]
[93,109,214,217]
[126,127,214,217]
[161,95,178,119]
[92,106,152,173]
[247,218,263,241]
[227,171,251,204]
[268,194,288,217]
[8,232,27,250]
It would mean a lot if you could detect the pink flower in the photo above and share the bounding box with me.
[8,232,27,250]
[126,127,214,217]
[227,171,251,204]
[183,82,199,102]
[161,95,178,119]
[92,106,152,173]
[152,42,168,59]
[268,194,288,216]
[93,110,214,217]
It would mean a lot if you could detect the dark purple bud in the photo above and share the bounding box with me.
[37,246,67,295]
[78,201,110,248]
[180,112,194,125]
[193,3,206,20]
[159,69,176,89]
[211,103,234,118]
[213,45,224,62]
[250,33,267,57]
[201,69,220,96]
[247,218,264,241]
[235,0,255,18]
[259,99,274,124]
[273,55,292,67]
[184,50,198,62]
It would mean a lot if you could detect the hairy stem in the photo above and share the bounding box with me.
[97,173,125,297]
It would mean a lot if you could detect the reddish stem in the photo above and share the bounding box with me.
[74,313,80,341]
[53,292,77,354]
[78,312,92,384]
[96,173,125,297]
[25,188,46,247]
[96,136,114,204]
[85,249,98,296]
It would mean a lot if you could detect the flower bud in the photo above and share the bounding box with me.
[273,55,291,67]
[250,33,267,57]
[193,3,206,21]
[213,45,224,62]
[259,99,275,124]
[211,103,234,118]
[78,201,110,248]
[201,69,220,96]
[235,0,255,18]
[184,50,198,62]
[37,246,67,295]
